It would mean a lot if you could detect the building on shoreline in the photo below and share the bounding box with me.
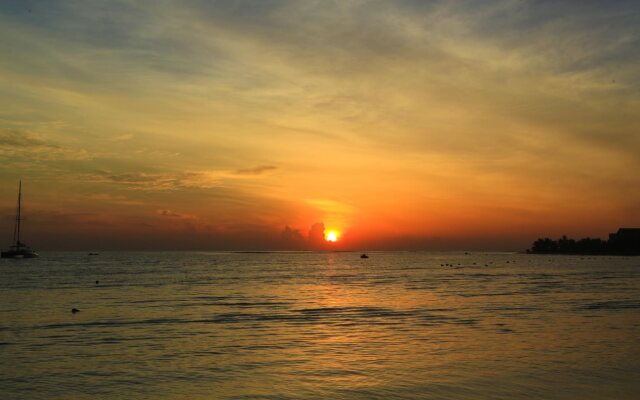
[608,228,640,255]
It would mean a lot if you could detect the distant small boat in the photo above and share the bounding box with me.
[1,181,38,259]
[360,254,369,259]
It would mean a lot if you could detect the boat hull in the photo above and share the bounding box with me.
[1,250,38,259]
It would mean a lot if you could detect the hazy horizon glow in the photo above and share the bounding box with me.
[1,1,639,250]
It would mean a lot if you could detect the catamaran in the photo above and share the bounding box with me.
[1,181,38,258]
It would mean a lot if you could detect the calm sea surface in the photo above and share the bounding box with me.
[1,252,639,399]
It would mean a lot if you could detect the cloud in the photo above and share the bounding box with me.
[0,130,90,161]
[280,225,305,250]
[85,165,278,190]
[307,198,353,214]
[307,222,326,250]
[278,222,335,250]
[111,134,134,141]
[233,165,277,175]
[86,170,190,190]
[84,170,221,190]
[87,193,144,206]
[157,209,181,217]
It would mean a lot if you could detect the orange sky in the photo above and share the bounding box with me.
[1,1,639,250]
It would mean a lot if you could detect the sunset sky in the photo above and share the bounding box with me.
[1,0,638,250]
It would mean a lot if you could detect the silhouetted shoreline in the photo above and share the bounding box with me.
[527,228,640,255]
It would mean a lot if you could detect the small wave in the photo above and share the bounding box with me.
[36,317,188,330]
[295,306,403,316]
[579,300,640,310]
[20,305,481,332]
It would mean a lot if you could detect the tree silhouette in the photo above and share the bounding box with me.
[527,229,638,255]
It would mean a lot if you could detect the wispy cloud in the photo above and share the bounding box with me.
[86,193,144,206]
[85,170,214,190]
[157,209,181,217]
[0,130,90,161]
[85,165,278,190]
[233,165,277,175]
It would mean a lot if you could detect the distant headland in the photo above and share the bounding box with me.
[527,228,640,255]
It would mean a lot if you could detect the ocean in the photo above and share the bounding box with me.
[1,251,639,399]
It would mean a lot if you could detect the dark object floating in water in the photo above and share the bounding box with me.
[95,280,99,285]
[71,308,80,314]
[88,253,99,256]
[360,254,369,259]
[1,181,38,259]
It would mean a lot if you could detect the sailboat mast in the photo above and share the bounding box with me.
[13,180,21,248]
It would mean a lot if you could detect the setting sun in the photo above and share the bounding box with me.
[325,230,339,242]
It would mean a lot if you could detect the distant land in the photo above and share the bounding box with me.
[527,228,640,255]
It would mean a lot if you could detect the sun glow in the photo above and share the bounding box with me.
[325,230,339,242]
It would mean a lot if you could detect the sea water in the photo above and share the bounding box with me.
[1,252,639,399]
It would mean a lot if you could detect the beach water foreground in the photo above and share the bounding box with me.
[1,252,639,399]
